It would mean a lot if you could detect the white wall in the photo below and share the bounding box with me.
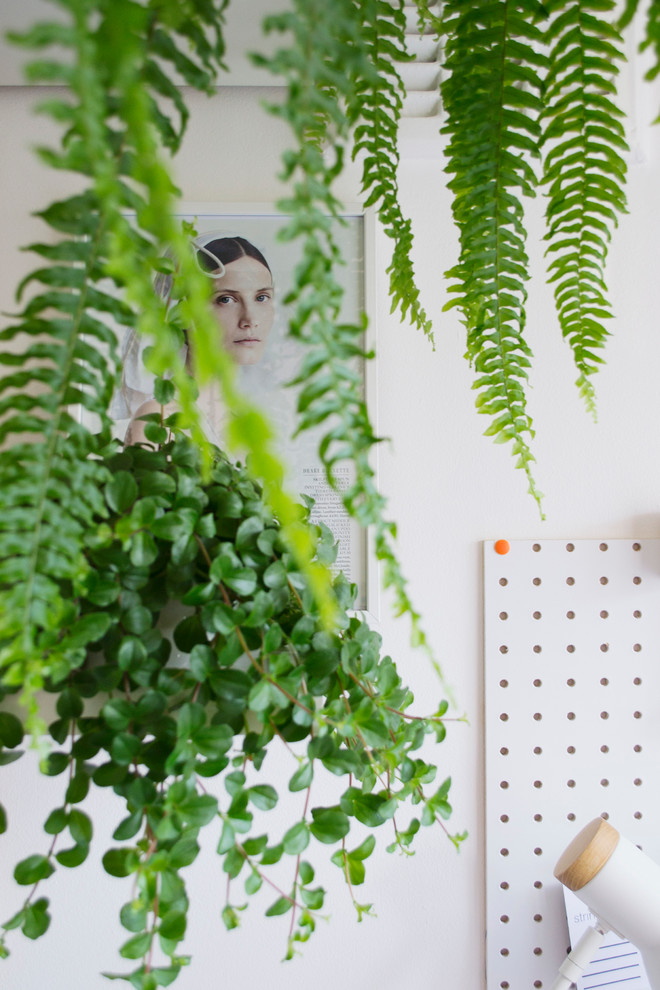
[2,56,660,990]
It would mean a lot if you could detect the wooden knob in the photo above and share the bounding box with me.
[554,818,620,892]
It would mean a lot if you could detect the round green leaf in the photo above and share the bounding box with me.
[106,471,139,513]
[14,854,55,886]
[282,821,310,856]
[309,807,350,844]
[159,909,187,942]
[0,713,24,749]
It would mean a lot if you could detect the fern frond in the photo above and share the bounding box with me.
[441,0,547,510]
[0,0,243,724]
[540,0,628,417]
[352,0,434,342]
[639,0,660,86]
[256,0,437,661]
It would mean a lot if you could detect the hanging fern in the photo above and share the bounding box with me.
[440,0,547,512]
[254,0,438,657]
[620,0,660,105]
[540,0,628,417]
[352,0,434,341]
[0,0,336,730]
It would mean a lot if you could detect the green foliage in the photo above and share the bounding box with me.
[0,0,342,732]
[441,0,548,512]
[255,0,435,654]
[0,439,463,982]
[437,0,645,501]
[541,0,628,416]
[351,0,434,341]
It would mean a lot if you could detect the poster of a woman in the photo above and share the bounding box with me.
[112,207,369,609]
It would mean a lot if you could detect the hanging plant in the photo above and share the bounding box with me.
[0,436,464,985]
[0,5,464,982]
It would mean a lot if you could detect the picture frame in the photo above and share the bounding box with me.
[108,202,379,619]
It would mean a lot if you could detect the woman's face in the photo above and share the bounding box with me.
[210,256,275,365]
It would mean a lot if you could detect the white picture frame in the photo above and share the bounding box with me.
[110,202,379,620]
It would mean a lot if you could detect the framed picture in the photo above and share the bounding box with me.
[109,203,378,617]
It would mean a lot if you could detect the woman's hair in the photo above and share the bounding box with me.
[195,235,271,276]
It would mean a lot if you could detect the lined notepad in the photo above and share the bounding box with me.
[563,888,651,989]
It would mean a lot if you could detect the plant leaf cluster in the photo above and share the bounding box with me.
[441,0,549,511]
[0,0,341,732]
[0,437,463,985]
[437,0,660,504]
[541,0,628,417]
[254,0,437,656]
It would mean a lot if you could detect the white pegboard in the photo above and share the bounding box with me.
[484,539,660,990]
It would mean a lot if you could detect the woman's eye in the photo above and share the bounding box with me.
[214,295,232,305]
